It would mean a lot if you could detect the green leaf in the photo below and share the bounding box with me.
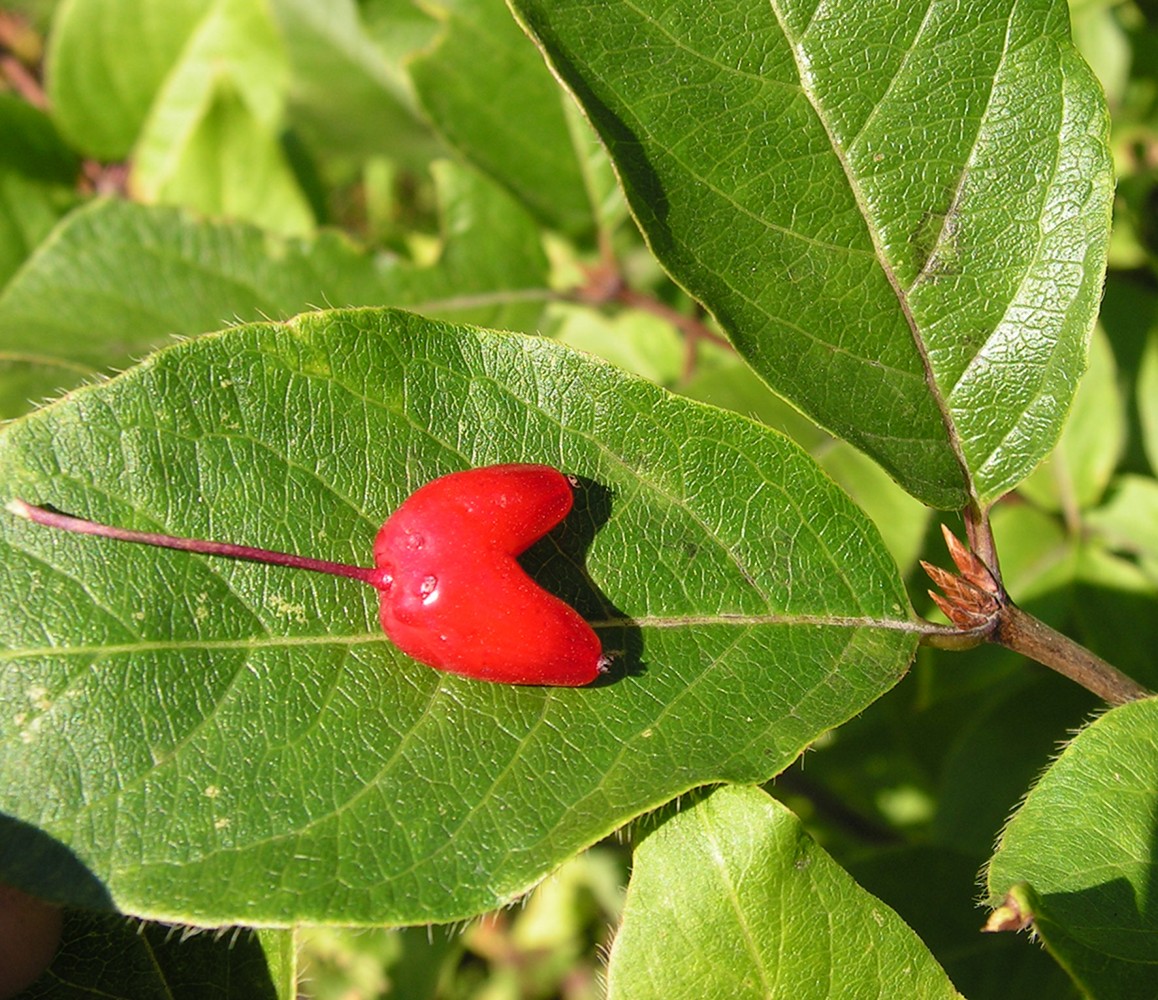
[270,0,439,164]
[1140,323,1158,476]
[24,913,278,1000]
[509,0,1114,509]
[0,309,917,926]
[0,95,79,290]
[1071,545,1158,685]
[256,928,297,1000]
[0,162,548,418]
[1018,326,1125,513]
[1086,474,1158,584]
[986,697,1158,999]
[410,0,598,236]
[605,786,962,999]
[46,0,207,158]
[932,675,1096,857]
[128,0,314,236]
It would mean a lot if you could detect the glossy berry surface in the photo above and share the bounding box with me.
[373,464,603,686]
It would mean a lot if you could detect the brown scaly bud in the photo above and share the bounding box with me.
[921,524,1002,632]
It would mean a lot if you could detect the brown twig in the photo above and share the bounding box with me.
[570,259,732,354]
[922,524,1151,707]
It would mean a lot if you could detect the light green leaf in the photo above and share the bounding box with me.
[256,928,298,1000]
[270,0,439,164]
[1140,323,1158,476]
[1019,326,1125,513]
[1071,545,1158,684]
[135,80,315,237]
[550,302,687,385]
[510,0,1113,509]
[0,309,917,926]
[128,0,313,235]
[1086,474,1158,584]
[0,161,549,417]
[46,0,207,158]
[410,0,597,236]
[605,786,962,999]
[987,697,1158,999]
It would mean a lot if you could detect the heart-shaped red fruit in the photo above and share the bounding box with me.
[8,464,604,687]
[374,464,602,685]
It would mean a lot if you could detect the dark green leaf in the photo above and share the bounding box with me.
[25,912,277,1000]
[0,94,78,290]
[510,0,1113,508]
[848,845,1081,1000]
[411,0,598,237]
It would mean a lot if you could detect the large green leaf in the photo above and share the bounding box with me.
[47,0,314,235]
[509,0,1113,509]
[606,786,962,999]
[0,309,917,926]
[0,161,548,418]
[410,0,599,237]
[127,0,313,236]
[986,697,1158,999]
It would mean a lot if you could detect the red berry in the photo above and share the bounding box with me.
[374,464,603,685]
[8,464,604,686]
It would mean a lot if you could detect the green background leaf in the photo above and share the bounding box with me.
[987,697,1158,999]
[510,0,1114,509]
[0,94,78,290]
[606,786,962,999]
[0,309,917,926]
[46,0,207,159]
[0,162,548,418]
[410,0,600,238]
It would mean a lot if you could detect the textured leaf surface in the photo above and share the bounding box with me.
[606,786,962,999]
[987,697,1158,999]
[0,309,917,926]
[510,0,1113,508]
[0,163,547,418]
